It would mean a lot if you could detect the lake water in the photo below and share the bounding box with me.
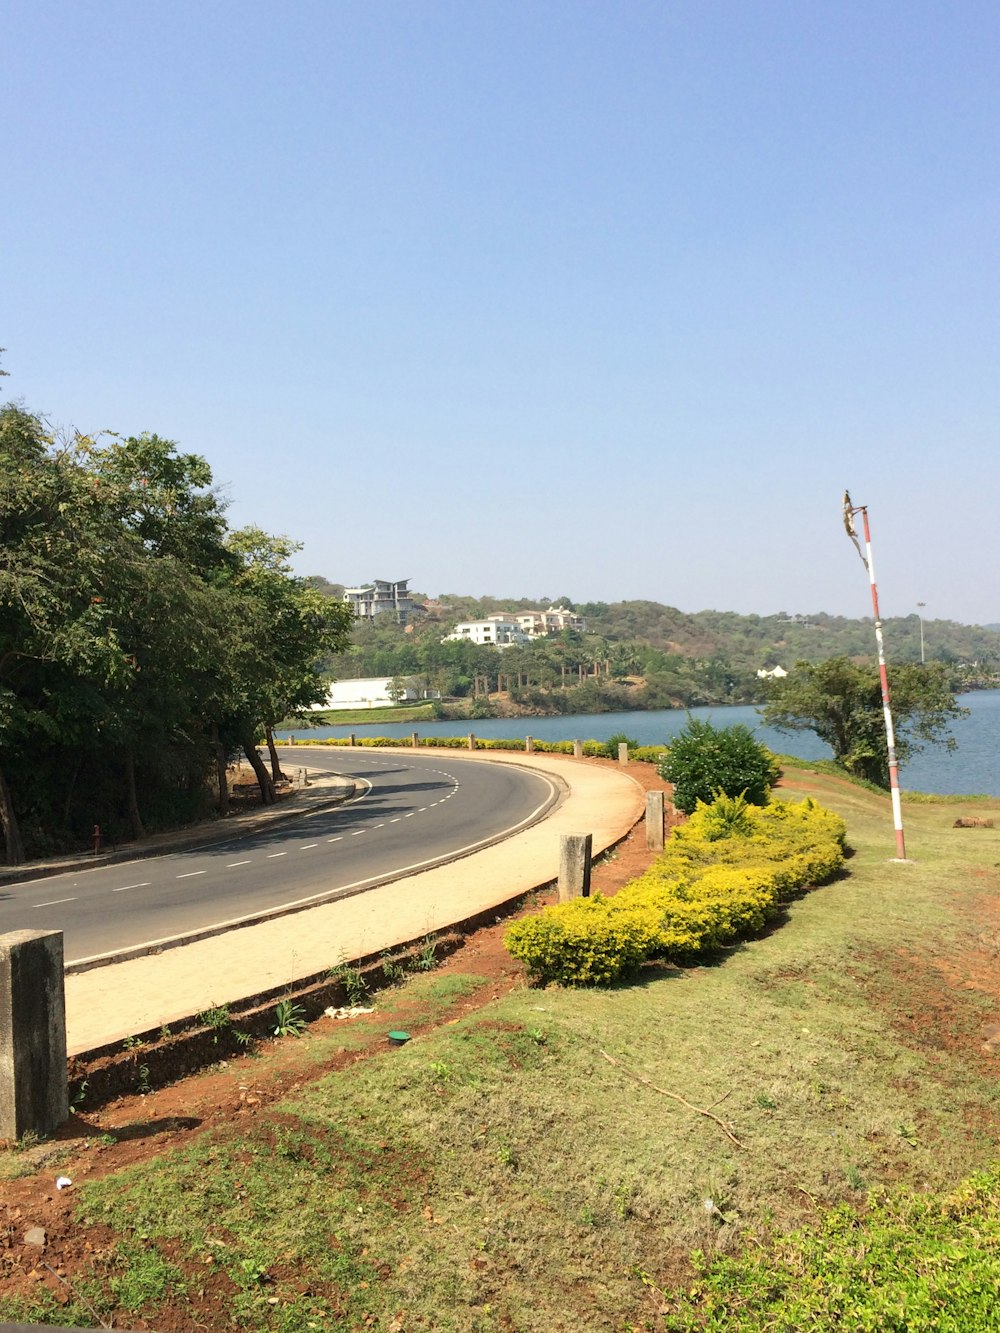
[278,689,1000,798]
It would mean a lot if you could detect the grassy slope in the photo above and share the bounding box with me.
[6,770,1000,1331]
[286,700,444,728]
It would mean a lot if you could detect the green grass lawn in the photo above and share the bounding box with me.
[284,700,450,729]
[6,768,1000,1331]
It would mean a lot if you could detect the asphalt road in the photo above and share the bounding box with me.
[0,750,557,966]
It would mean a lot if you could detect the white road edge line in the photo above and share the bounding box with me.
[303,775,373,816]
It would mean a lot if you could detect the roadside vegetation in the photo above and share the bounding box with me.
[3,763,1000,1330]
[0,401,354,864]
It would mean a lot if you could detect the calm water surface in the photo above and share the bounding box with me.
[280,689,1000,797]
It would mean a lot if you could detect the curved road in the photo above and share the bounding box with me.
[0,750,558,966]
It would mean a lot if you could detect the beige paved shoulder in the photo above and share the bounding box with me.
[65,752,644,1054]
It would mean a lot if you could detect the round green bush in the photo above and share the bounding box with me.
[658,718,779,815]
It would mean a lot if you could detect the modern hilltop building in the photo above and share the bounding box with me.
[441,606,586,649]
[343,579,414,626]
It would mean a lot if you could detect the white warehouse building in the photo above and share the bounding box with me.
[310,678,436,711]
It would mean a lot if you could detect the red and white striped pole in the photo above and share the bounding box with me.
[843,493,907,860]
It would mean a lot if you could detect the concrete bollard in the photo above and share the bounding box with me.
[525,735,534,753]
[411,732,419,748]
[467,733,476,751]
[573,740,583,759]
[349,733,356,747]
[617,742,629,764]
[645,791,666,851]
[558,833,593,902]
[0,930,68,1141]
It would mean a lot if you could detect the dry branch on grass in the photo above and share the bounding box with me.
[599,1049,747,1150]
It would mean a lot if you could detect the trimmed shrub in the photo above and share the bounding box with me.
[504,896,662,987]
[505,794,846,986]
[658,718,780,814]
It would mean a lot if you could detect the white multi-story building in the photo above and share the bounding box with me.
[343,579,414,625]
[515,606,586,637]
[442,616,531,648]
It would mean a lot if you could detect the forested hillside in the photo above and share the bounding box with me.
[314,588,1000,718]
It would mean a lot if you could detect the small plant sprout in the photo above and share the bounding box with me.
[198,1005,231,1031]
[416,936,439,971]
[273,998,307,1038]
[380,950,408,984]
[329,963,369,1006]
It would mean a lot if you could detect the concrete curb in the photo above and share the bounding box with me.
[65,804,647,1107]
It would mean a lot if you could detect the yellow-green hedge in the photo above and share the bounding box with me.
[505,795,846,986]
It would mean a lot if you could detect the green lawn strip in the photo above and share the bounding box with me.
[285,700,443,728]
[6,769,1000,1330]
[662,1163,1000,1331]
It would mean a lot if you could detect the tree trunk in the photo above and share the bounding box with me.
[124,748,145,840]
[213,724,230,817]
[265,724,284,784]
[0,758,26,865]
[243,735,276,804]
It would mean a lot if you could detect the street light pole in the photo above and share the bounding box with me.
[842,491,908,862]
[917,602,926,665]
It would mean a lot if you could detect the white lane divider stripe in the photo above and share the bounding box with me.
[267,852,286,858]
[227,860,252,867]
[113,882,150,892]
[301,843,318,849]
[177,871,206,879]
[33,897,76,908]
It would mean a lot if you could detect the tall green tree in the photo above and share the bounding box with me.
[224,528,355,799]
[761,657,968,788]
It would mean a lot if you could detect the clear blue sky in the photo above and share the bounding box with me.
[3,1,998,624]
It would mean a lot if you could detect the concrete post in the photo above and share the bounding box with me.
[645,791,665,852]
[558,834,592,902]
[525,736,534,753]
[349,733,356,747]
[0,930,68,1141]
[411,732,419,748]
[617,742,629,764]
[467,733,476,750]
[573,740,583,759]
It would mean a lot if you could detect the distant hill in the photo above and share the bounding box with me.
[309,584,1000,710]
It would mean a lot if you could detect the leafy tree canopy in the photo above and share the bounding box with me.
[761,657,969,788]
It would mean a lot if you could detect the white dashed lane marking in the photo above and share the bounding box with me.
[113,882,150,892]
[177,871,205,879]
[33,897,76,908]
